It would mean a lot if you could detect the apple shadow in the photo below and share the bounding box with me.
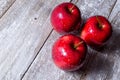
[71,49,114,79]
[93,27,120,56]
[63,14,120,79]
[70,27,120,79]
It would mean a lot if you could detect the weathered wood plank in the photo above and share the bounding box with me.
[0,0,16,18]
[22,0,117,80]
[79,0,120,80]
[104,0,120,80]
[0,0,68,80]
[77,0,117,19]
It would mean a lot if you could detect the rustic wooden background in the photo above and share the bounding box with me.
[0,0,120,80]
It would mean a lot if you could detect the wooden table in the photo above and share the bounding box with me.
[0,0,120,80]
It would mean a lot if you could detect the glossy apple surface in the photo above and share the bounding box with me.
[50,2,81,34]
[80,15,112,47]
[52,34,87,71]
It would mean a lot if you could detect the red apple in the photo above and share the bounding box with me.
[50,2,81,34]
[52,34,87,71]
[80,15,112,48]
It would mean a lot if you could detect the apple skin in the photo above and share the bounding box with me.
[52,34,87,71]
[80,15,112,48]
[50,2,81,34]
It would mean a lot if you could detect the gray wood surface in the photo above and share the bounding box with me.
[0,0,120,80]
[0,0,69,80]
[0,0,16,18]
[22,0,119,80]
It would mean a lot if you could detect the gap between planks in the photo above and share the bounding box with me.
[108,0,118,18]
[103,0,118,80]
[0,0,16,19]
[19,0,118,79]
[20,0,71,79]
[20,29,54,80]
[80,0,118,79]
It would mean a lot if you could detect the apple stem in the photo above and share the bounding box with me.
[74,41,83,49]
[69,0,78,12]
[96,16,102,29]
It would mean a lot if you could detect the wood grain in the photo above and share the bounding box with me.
[104,0,120,80]
[22,0,118,80]
[0,0,69,80]
[0,0,16,18]
[80,0,120,80]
